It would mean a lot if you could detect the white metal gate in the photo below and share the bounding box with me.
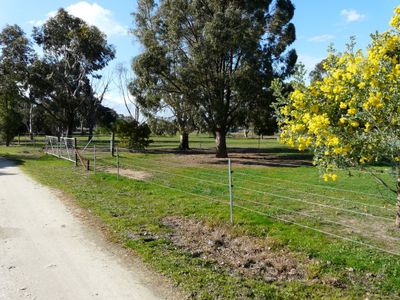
[44,136,76,163]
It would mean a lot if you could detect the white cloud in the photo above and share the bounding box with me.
[340,9,365,23]
[308,34,335,43]
[102,93,126,114]
[29,2,127,36]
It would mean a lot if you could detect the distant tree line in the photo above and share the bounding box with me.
[0,1,297,156]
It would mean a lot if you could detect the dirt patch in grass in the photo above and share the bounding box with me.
[337,216,400,253]
[105,167,152,180]
[162,216,310,282]
[162,152,311,168]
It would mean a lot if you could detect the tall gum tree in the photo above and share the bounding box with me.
[131,0,296,157]
[31,9,115,136]
[130,0,197,150]
[0,25,33,145]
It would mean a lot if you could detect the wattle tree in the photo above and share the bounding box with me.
[275,7,400,227]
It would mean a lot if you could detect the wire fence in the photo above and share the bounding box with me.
[45,144,400,257]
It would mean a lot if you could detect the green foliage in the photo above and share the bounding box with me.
[95,105,118,132]
[116,118,153,150]
[309,59,328,84]
[130,0,297,157]
[30,9,115,136]
[0,24,33,145]
[147,117,178,136]
[0,102,24,145]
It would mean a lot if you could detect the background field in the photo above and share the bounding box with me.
[1,135,400,299]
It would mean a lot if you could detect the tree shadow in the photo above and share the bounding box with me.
[131,146,313,168]
[0,157,24,176]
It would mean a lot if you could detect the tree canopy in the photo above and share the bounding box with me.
[30,9,115,136]
[130,0,297,157]
[0,25,33,145]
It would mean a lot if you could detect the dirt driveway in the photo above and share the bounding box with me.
[0,158,172,300]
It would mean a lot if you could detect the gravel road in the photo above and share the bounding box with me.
[0,158,169,300]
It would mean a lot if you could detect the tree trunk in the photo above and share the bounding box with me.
[179,132,190,150]
[110,131,115,157]
[66,118,75,137]
[88,125,94,141]
[80,120,84,135]
[396,177,400,228]
[135,104,140,122]
[215,130,228,158]
[29,104,33,140]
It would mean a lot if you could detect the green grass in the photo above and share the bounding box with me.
[11,132,287,151]
[1,139,400,299]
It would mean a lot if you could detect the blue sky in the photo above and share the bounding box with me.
[0,1,399,114]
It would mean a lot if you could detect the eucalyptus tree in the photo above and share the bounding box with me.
[31,9,115,136]
[0,25,33,145]
[131,0,296,157]
[130,0,196,150]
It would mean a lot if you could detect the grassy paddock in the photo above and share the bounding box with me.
[9,132,280,150]
[1,138,399,299]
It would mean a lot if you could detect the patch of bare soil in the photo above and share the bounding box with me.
[337,216,400,253]
[162,152,311,168]
[162,216,310,282]
[105,167,152,180]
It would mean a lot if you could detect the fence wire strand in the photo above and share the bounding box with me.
[112,156,394,221]
[116,154,396,207]
[70,150,400,257]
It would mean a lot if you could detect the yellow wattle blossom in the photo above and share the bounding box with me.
[327,135,339,146]
[323,173,338,182]
[333,147,344,155]
[308,114,330,134]
[358,82,366,89]
[350,121,360,128]
[390,14,400,28]
[275,6,400,184]
[347,108,357,115]
[323,174,330,182]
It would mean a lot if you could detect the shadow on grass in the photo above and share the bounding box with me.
[123,146,313,168]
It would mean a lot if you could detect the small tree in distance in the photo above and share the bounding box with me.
[116,118,152,150]
[274,7,400,227]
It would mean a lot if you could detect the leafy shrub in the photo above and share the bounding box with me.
[116,118,152,150]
